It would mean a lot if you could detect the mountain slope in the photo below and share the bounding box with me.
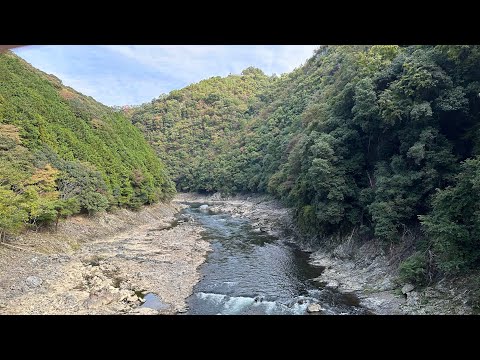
[131,45,480,281]
[129,67,272,192]
[0,51,174,238]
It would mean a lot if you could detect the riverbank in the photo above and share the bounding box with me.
[176,193,473,315]
[0,201,210,314]
[1,193,472,315]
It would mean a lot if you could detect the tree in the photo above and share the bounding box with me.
[0,187,27,241]
[420,158,480,274]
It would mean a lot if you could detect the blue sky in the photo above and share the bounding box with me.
[13,45,319,106]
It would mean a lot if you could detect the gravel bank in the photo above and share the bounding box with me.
[0,201,210,315]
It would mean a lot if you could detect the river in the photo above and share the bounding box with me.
[178,202,369,315]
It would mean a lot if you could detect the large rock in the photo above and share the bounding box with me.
[325,280,340,289]
[178,214,194,222]
[401,284,415,294]
[406,291,419,306]
[199,204,209,212]
[25,276,43,288]
[83,289,117,309]
[131,307,158,315]
[307,303,325,313]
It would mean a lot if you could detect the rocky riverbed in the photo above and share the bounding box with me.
[176,193,473,315]
[0,201,210,315]
[0,193,473,315]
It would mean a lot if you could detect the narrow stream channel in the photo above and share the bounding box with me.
[180,202,369,315]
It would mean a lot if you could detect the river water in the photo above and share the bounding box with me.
[182,203,369,315]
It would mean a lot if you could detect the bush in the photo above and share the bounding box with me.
[398,252,428,285]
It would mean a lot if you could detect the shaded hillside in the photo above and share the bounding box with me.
[0,51,174,239]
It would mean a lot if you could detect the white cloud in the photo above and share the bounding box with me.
[102,45,318,79]
[14,45,319,106]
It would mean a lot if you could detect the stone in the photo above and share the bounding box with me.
[25,276,43,288]
[406,291,419,306]
[307,303,324,313]
[126,294,139,303]
[325,280,340,289]
[64,294,78,308]
[179,214,193,222]
[401,284,415,294]
[199,204,209,211]
[83,289,117,309]
[132,307,158,315]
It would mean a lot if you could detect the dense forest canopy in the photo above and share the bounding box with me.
[129,67,272,192]
[130,45,480,280]
[0,51,174,239]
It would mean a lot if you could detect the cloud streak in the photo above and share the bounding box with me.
[14,45,318,106]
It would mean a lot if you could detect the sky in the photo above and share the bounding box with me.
[13,45,319,107]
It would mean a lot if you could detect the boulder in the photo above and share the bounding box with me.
[83,289,117,309]
[133,307,158,315]
[126,294,140,303]
[406,291,419,306]
[307,303,325,313]
[25,276,43,288]
[179,214,194,222]
[401,284,415,294]
[119,289,134,301]
[199,204,209,212]
[325,280,340,289]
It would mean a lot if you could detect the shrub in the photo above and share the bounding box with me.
[398,251,428,285]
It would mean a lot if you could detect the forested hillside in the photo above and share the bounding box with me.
[129,67,272,192]
[0,51,174,240]
[131,45,480,281]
